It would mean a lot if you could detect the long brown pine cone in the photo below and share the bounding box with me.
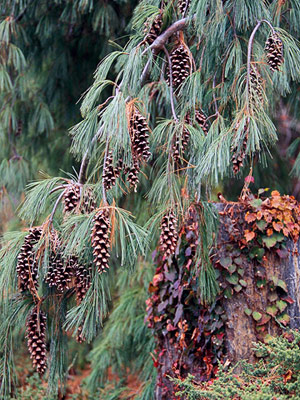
[159,210,179,259]
[265,32,284,71]
[167,44,192,88]
[63,184,81,213]
[16,227,42,293]
[91,208,111,273]
[144,13,163,45]
[129,108,151,162]
[26,307,47,376]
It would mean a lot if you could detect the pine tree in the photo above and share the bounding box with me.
[1,1,300,399]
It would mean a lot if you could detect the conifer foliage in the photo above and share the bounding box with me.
[1,0,300,398]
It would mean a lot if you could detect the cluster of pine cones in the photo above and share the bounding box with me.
[16,222,93,374]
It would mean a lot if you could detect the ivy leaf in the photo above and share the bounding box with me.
[244,308,252,316]
[277,279,288,292]
[257,314,271,326]
[220,257,232,268]
[250,199,262,208]
[252,311,262,321]
[266,305,278,317]
[239,279,247,287]
[276,300,288,313]
[257,220,268,231]
[277,313,290,326]
[173,304,183,326]
[245,230,255,242]
[226,273,239,285]
[234,284,242,292]
[249,246,265,260]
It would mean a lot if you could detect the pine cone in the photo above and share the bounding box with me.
[91,208,111,273]
[103,151,118,191]
[167,44,192,88]
[159,210,179,258]
[178,0,190,14]
[63,184,81,213]
[144,13,163,45]
[265,32,284,71]
[231,122,249,174]
[129,108,151,162]
[249,66,264,107]
[45,254,73,293]
[17,227,42,293]
[26,307,47,376]
[126,158,141,192]
[73,259,92,303]
[188,109,208,135]
[184,205,199,265]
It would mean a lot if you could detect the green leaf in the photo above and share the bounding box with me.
[220,257,232,268]
[257,220,268,231]
[234,284,242,292]
[276,300,288,312]
[266,305,278,317]
[277,313,290,326]
[244,308,252,316]
[226,273,239,285]
[249,246,265,259]
[276,279,288,292]
[250,198,262,208]
[239,279,247,287]
[252,311,262,321]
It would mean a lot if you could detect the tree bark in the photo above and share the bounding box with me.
[154,203,300,399]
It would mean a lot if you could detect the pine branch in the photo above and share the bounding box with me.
[141,16,195,55]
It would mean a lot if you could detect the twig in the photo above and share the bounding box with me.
[162,46,178,122]
[102,136,110,205]
[246,19,275,110]
[49,190,66,224]
[141,16,195,56]
[78,126,104,184]
[212,73,220,117]
[140,56,153,86]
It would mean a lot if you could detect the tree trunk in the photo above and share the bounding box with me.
[154,202,300,399]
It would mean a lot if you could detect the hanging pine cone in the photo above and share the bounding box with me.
[73,260,92,304]
[144,13,163,45]
[265,32,284,71]
[45,254,73,293]
[159,210,179,259]
[17,227,42,293]
[231,121,249,174]
[63,184,81,213]
[129,108,151,162]
[249,66,264,107]
[167,43,192,88]
[103,151,119,191]
[172,127,190,163]
[26,307,47,376]
[187,109,208,135]
[91,208,111,273]
[126,158,141,192]
[178,0,190,14]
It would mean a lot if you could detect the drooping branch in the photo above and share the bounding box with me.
[246,19,275,109]
[141,16,194,56]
